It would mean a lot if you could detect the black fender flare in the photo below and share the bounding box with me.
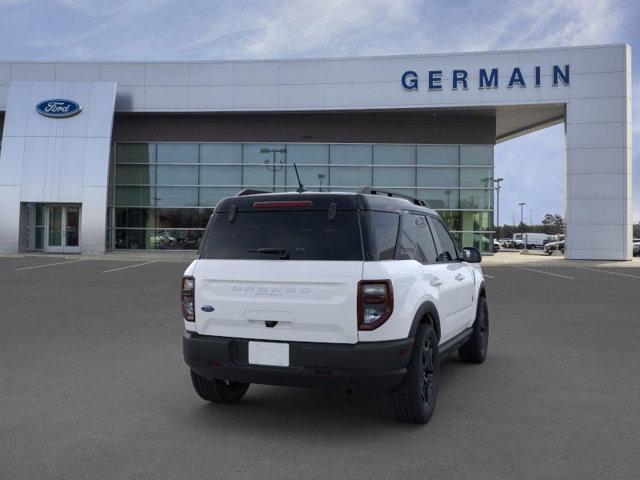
[408,301,442,341]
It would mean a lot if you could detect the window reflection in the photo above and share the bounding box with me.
[112,142,495,252]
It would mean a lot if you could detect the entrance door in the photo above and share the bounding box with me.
[45,205,81,253]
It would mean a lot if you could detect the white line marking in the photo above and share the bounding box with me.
[102,261,157,274]
[15,259,86,271]
[483,274,494,279]
[512,266,574,280]
[580,267,640,279]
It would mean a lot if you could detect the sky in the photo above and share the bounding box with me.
[0,0,638,225]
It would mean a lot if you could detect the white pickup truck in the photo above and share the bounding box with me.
[182,188,489,423]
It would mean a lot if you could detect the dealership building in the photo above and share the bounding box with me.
[0,44,633,259]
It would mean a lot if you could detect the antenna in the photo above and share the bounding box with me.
[293,163,306,193]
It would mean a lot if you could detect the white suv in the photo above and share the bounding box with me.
[182,188,489,423]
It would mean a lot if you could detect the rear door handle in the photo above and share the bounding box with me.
[430,278,443,287]
[455,273,465,281]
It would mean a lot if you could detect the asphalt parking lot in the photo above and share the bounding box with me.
[1,256,639,479]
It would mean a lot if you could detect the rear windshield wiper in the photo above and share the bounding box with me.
[248,247,290,259]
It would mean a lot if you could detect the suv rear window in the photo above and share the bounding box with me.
[199,210,363,261]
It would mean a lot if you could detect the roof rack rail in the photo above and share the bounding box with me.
[357,187,428,207]
[236,189,270,196]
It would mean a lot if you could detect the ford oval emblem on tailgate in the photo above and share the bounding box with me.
[201,305,215,312]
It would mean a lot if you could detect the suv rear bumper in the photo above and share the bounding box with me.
[183,331,414,394]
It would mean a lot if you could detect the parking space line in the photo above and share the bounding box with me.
[512,266,574,280]
[579,267,640,279]
[483,274,494,279]
[15,259,86,271]
[102,261,158,274]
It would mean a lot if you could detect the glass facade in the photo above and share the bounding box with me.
[109,142,494,252]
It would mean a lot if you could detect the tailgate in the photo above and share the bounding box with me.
[194,260,363,344]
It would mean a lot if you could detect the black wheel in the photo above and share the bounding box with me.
[386,323,438,424]
[458,296,489,364]
[190,370,250,404]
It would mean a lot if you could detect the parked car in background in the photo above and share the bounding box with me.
[513,232,553,249]
[633,239,640,256]
[544,240,565,255]
[498,238,515,249]
[493,239,501,253]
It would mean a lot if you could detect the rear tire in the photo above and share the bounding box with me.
[190,370,250,404]
[386,323,438,424]
[458,296,489,364]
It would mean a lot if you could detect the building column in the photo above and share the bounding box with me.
[564,46,632,260]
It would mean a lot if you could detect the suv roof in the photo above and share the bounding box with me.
[215,189,439,216]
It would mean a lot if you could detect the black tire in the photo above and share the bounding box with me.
[458,296,489,364]
[386,323,438,424]
[190,370,250,404]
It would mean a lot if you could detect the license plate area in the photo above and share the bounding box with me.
[248,341,290,367]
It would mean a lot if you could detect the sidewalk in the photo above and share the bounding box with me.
[483,250,640,268]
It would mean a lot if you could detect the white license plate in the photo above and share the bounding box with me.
[248,341,289,367]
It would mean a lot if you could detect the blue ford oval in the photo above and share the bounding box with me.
[36,99,82,118]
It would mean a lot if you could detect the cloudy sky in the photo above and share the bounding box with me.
[0,0,637,224]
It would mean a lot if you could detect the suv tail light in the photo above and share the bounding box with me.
[357,280,393,330]
[181,276,195,322]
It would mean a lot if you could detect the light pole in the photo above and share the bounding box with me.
[261,147,287,192]
[494,178,503,227]
[518,202,527,253]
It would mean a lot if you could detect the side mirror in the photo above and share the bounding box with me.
[462,247,482,263]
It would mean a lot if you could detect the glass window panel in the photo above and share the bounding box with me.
[330,144,371,165]
[460,232,493,254]
[461,145,493,165]
[116,165,155,185]
[460,189,493,209]
[420,189,459,209]
[417,145,459,165]
[155,209,200,229]
[116,143,155,164]
[157,143,199,164]
[287,144,329,164]
[114,228,150,249]
[115,186,154,207]
[115,208,154,228]
[373,167,414,189]
[149,229,203,250]
[286,165,329,190]
[417,167,459,188]
[199,187,240,207]
[460,168,493,188]
[439,211,461,231]
[243,144,286,190]
[460,211,493,231]
[329,166,371,189]
[35,226,44,250]
[155,187,198,207]
[35,205,45,226]
[199,165,242,185]
[156,165,198,185]
[286,145,329,190]
[200,144,242,164]
[373,145,415,165]
[373,145,414,190]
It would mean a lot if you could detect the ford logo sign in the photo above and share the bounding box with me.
[36,99,82,118]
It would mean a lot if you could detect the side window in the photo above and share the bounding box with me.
[365,211,400,260]
[429,216,459,262]
[412,214,438,264]
[395,212,415,260]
